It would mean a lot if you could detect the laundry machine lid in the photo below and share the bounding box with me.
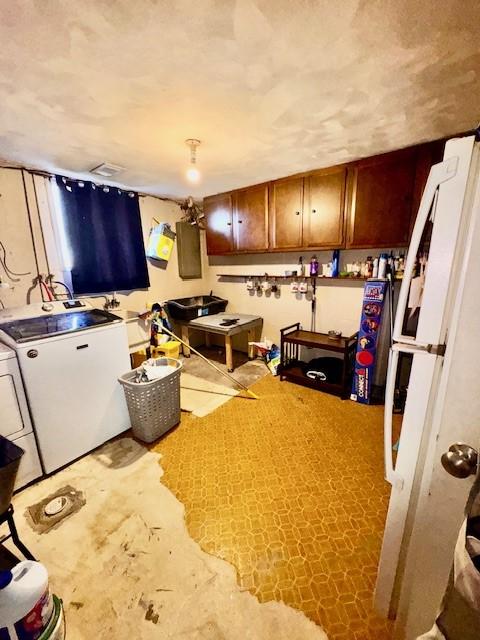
[0,309,122,343]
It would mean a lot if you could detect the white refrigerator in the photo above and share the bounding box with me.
[374,133,480,637]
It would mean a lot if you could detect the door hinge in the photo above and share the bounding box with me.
[427,343,446,356]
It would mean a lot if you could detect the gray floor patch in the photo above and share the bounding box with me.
[26,484,86,533]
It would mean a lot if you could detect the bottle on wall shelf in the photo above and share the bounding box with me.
[372,257,379,278]
[309,255,319,277]
[378,253,388,279]
[388,252,395,274]
[366,256,373,278]
[299,256,305,277]
[331,250,340,278]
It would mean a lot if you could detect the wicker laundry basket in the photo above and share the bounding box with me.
[119,357,182,443]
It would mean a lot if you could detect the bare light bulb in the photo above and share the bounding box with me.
[185,139,201,184]
[186,166,200,183]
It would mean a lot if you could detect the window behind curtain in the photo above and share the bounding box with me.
[54,175,150,294]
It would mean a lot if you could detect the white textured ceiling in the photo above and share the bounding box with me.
[0,0,479,198]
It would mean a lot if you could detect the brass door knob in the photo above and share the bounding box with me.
[441,443,478,479]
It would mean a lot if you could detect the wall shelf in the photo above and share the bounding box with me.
[217,273,369,283]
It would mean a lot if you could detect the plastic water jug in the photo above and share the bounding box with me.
[0,561,54,640]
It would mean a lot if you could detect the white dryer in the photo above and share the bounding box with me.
[0,343,42,488]
[0,301,131,474]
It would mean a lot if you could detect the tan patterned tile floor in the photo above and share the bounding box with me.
[152,374,395,639]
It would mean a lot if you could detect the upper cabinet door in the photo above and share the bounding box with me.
[234,184,268,252]
[304,167,346,248]
[347,148,418,249]
[203,193,234,255]
[269,176,304,249]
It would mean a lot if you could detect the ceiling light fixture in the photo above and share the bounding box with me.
[185,139,201,183]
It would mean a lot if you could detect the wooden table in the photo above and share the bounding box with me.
[280,323,358,398]
[178,313,263,372]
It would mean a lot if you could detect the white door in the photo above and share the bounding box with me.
[375,344,443,618]
[391,137,480,638]
[394,135,475,347]
[17,323,131,473]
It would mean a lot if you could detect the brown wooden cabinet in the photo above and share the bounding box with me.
[203,192,234,255]
[203,138,446,255]
[234,184,268,252]
[269,176,304,249]
[303,166,346,248]
[346,148,418,249]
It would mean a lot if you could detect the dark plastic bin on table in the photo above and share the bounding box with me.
[166,295,228,322]
[0,436,24,514]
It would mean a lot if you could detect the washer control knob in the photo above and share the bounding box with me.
[42,303,54,312]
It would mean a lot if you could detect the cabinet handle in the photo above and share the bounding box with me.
[312,209,317,213]
[295,211,300,216]
[238,220,243,223]
[227,222,232,226]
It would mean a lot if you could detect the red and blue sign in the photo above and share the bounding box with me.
[351,280,388,404]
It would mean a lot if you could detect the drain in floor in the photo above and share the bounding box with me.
[26,485,86,533]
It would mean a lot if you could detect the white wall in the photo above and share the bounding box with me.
[0,168,42,308]
[115,195,210,312]
[205,249,400,345]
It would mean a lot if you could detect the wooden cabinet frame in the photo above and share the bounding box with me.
[345,148,417,249]
[234,184,269,252]
[269,175,304,250]
[203,192,234,255]
[303,165,347,249]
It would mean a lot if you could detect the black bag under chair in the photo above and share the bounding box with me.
[301,357,344,384]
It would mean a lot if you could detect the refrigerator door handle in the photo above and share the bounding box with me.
[393,157,459,345]
[384,347,405,489]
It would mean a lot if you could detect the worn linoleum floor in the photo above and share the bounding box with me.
[152,374,394,640]
[11,438,327,639]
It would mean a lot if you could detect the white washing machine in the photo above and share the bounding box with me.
[0,301,131,474]
[0,343,42,488]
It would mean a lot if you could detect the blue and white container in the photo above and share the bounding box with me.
[0,561,56,640]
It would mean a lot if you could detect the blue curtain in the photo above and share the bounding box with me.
[55,176,150,294]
